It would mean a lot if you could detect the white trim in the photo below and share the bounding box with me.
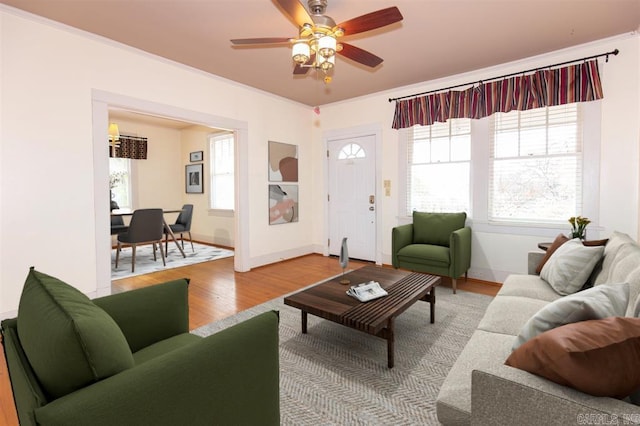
[92,100,112,296]
[91,90,251,292]
[581,100,602,226]
[323,123,383,265]
[250,245,317,269]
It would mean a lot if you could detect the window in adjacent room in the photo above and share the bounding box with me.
[209,132,235,210]
[109,158,131,209]
[489,103,582,224]
[403,119,471,215]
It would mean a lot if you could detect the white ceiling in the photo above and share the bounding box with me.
[2,0,639,107]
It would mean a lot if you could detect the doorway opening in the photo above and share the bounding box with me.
[92,90,249,295]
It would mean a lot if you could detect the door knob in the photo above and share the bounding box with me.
[369,206,375,211]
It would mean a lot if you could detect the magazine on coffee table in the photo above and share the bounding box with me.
[346,281,388,302]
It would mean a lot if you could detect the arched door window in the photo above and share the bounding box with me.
[338,143,366,160]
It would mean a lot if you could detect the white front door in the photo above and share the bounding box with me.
[328,135,376,261]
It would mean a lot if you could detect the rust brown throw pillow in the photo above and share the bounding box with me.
[536,234,569,274]
[505,317,640,399]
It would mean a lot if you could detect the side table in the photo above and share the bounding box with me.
[537,242,551,251]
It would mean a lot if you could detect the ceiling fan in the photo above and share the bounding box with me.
[230,0,403,83]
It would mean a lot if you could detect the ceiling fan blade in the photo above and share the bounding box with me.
[293,55,314,75]
[339,43,383,68]
[273,0,313,28]
[338,7,403,36]
[293,64,311,75]
[231,37,291,45]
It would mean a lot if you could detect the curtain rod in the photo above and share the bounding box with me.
[388,48,619,103]
[120,134,147,140]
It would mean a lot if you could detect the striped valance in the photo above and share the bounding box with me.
[392,60,603,129]
[109,135,148,159]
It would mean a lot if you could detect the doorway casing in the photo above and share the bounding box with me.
[92,90,249,297]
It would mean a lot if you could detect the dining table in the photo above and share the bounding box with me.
[110,208,186,258]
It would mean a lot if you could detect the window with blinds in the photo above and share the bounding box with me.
[405,119,471,215]
[489,103,582,224]
[109,157,132,209]
[209,133,235,210]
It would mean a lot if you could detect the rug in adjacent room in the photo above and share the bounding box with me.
[111,242,233,280]
[193,287,492,425]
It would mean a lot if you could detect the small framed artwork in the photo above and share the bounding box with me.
[190,151,203,162]
[269,184,298,225]
[185,164,204,193]
[268,141,298,182]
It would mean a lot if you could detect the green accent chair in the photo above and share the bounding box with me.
[392,211,471,294]
[1,268,280,426]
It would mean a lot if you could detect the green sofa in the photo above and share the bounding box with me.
[392,211,471,293]
[1,268,280,425]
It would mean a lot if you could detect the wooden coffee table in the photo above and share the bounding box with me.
[283,265,441,368]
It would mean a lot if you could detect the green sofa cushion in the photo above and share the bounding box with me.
[397,244,450,267]
[413,211,467,247]
[17,267,134,399]
[132,333,201,365]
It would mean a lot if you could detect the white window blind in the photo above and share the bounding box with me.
[405,119,471,215]
[489,103,582,224]
[209,133,235,210]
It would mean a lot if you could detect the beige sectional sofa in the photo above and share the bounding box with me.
[436,231,640,425]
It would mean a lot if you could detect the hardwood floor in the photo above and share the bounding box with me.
[0,253,500,424]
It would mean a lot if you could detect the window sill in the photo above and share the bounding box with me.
[397,216,601,239]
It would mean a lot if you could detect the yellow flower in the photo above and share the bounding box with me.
[568,216,590,239]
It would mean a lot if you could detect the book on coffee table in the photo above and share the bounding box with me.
[346,281,388,302]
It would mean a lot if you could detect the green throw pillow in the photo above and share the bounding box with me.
[412,211,467,247]
[17,267,134,399]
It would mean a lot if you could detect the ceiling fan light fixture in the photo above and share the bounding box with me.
[319,54,335,70]
[317,35,336,58]
[232,1,404,81]
[299,23,314,38]
[292,41,310,64]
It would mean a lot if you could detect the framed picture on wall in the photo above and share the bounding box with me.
[185,164,204,193]
[268,141,298,182]
[269,184,298,225]
[190,151,203,162]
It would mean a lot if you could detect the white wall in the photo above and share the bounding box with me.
[0,8,313,316]
[180,126,236,248]
[314,33,640,283]
[112,119,184,211]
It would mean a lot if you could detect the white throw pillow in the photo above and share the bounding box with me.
[540,238,605,295]
[512,282,629,350]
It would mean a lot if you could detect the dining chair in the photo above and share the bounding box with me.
[165,204,194,253]
[110,200,128,235]
[115,208,166,272]
[110,215,129,235]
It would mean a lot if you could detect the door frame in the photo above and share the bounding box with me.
[323,123,382,265]
[92,90,250,297]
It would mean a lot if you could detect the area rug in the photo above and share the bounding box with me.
[111,242,233,280]
[193,286,492,425]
